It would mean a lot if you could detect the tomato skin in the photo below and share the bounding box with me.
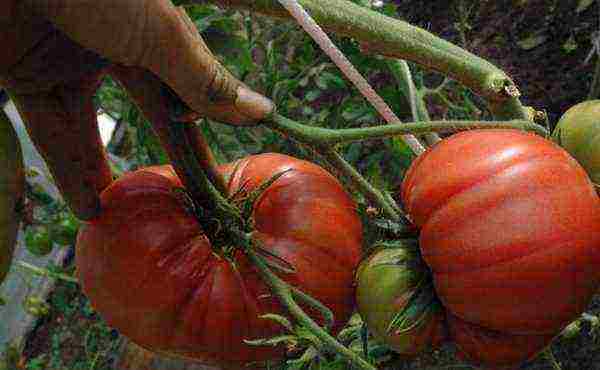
[401,130,600,367]
[448,314,554,370]
[76,153,363,368]
[356,247,446,356]
[552,100,600,185]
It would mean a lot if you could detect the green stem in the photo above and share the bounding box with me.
[264,113,548,147]
[195,0,529,119]
[17,261,79,284]
[246,247,376,370]
[322,149,403,223]
[386,59,440,145]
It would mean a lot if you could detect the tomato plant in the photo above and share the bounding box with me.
[355,246,446,356]
[552,100,600,186]
[75,153,363,368]
[401,129,600,368]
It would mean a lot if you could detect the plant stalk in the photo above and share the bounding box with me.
[386,59,441,145]
[263,114,548,147]
[246,247,377,370]
[322,149,403,223]
[183,124,229,195]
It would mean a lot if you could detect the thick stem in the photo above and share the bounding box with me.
[386,59,441,145]
[543,348,562,370]
[183,124,229,195]
[264,113,549,147]
[165,123,241,229]
[246,247,377,370]
[195,0,529,119]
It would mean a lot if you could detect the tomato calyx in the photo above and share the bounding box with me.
[364,242,441,337]
[387,277,441,335]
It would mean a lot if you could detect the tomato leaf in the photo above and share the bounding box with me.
[261,313,294,333]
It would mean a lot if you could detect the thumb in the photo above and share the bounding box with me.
[25,0,273,125]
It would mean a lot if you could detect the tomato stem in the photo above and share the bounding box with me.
[386,59,441,146]
[246,246,377,370]
[182,124,229,195]
[264,113,549,146]
[322,149,405,223]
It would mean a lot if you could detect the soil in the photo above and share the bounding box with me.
[395,0,600,128]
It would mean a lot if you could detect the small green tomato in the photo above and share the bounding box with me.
[25,226,53,257]
[552,100,600,186]
[356,245,446,356]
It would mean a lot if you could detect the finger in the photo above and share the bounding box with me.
[9,74,113,220]
[25,0,273,125]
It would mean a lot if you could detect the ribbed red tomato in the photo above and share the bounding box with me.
[76,153,363,368]
[401,129,600,368]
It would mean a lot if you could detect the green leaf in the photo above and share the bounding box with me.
[304,90,321,102]
[316,71,347,90]
[517,33,548,50]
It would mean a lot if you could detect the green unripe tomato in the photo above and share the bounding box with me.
[25,226,53,257]
[0,111,24,285]
[356,246,446,356]
[50,213,80,246]
[552,100,600,185]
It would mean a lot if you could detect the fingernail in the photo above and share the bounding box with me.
[236,87,275,121]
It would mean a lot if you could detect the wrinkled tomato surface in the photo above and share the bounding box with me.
[76,153,363,368]
[401,129,600,367]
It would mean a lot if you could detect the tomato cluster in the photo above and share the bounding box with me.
[73,113,600,369]
[362,129,600,369]
[76,153,363,368]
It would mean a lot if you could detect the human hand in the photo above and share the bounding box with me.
[0,0,273,220]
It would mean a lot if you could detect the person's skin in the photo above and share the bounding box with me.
[0,0,273,220]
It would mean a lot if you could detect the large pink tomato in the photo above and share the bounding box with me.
[76,153,363,368]
[401,129,600,368]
